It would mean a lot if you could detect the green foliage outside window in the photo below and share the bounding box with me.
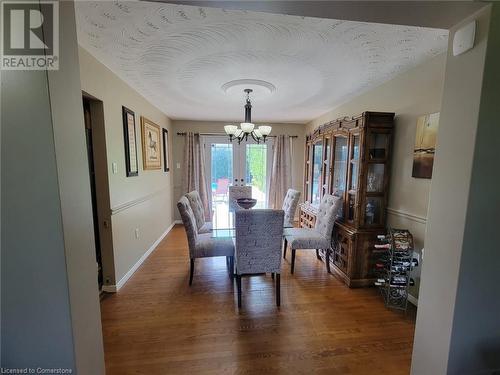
[246,145,267,192]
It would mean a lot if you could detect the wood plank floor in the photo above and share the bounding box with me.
[101,225,416,375]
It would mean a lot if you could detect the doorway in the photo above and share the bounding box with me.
[83,98,103,289]
[82,94,115,292]
[204,136,272,225]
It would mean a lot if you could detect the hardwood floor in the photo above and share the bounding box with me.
[101,225,416,374]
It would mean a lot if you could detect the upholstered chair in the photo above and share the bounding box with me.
[283,194,342,274]
[234,209,284,308]
[177,196,234,286]
[282,189,301,228]
[185,190,212,233]
[228,185,252,211]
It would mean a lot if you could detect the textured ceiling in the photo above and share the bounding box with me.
[75,1,448,123]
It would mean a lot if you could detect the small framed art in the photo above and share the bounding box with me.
[122,106,138,177]
[140,116,162,170]
[162,128,170,172]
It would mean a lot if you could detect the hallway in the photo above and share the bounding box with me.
[101,225,416,374]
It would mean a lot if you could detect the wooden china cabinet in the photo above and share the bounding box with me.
[300,112,395,287]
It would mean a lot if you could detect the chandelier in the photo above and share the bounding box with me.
[224,89,272,144]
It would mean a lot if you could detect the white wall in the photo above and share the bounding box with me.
[411,5,496,374]
[171,120,306,220]
[79,47,175,286]
[307,53,447,299]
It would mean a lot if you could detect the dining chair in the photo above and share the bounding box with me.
[177,196,234,286]
[228,185,252,211]
[215,178,229,202]
[282,189,301,227]
[185,190,212,234]
[283,194,342,274]
[234,209,284,308]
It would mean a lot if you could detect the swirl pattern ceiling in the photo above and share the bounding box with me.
[75,2,448,123]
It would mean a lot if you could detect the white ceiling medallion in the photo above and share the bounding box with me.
[221,79,277,95]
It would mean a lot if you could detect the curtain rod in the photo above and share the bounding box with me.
[176,132,298,138]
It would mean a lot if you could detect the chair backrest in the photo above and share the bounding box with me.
[282,189,301,226]
[185,190,205,229]
[235,209,284,275]
[177,196,198,256]
[228,185,252,211]
[314,194,342,238]
[215,178,229,194]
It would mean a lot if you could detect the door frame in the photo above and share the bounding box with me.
[203,135,273,192]
[82,92,116,290]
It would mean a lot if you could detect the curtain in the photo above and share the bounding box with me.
[182,132,210,220]
[267,135,292,209]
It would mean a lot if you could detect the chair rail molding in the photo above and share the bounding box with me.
[111,187,169,216]
[386,207,427,225]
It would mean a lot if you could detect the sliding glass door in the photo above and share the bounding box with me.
[204,136,272,222]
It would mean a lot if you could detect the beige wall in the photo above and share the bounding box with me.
[411,6,493,374]
[306,53,447,299]
[171,121,306,219]
[79,47,175,285]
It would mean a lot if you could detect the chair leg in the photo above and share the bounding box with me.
[236,274,242,308]
[271,272,275,280]
[276,273,281,307]
[325,249,331,274]
[291,249,296,274]
[316,249,321,260]
[229,256,234,280]
[283,238,288,259]
[189,258,195,286]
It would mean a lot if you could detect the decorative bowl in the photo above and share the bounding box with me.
[236,198,257,210]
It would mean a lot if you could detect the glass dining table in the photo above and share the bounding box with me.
[209,208,293,239]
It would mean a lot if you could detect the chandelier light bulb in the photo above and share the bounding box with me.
[240,122,255,133]
[258,125,272,136]
[224,124,237,135]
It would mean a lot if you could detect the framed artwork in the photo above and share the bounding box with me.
[122,106,138,177]
[412,112,440,179]
[140,116,162,170]
[162,128,170,172]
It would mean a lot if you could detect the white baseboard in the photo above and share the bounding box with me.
[174,220,182,224]
[102,221,176,293]
[408,294,418,306]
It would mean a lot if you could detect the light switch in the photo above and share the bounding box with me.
[112,162,118,174]
[176,162,181,169]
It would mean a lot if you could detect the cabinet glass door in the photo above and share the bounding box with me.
[310,140,323,205]
[332,136,348,196]
[304,143,312,202]
[322,137,331,197]
[347,134,360,222]
[368,132,390,161]
[366,163,385,193]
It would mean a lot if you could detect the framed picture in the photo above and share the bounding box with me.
[412,112,440,179]
[140,116,162,170]
[122,106,138,177]
[162,128,170,172]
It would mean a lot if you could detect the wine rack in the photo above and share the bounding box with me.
[373,228,418,311]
